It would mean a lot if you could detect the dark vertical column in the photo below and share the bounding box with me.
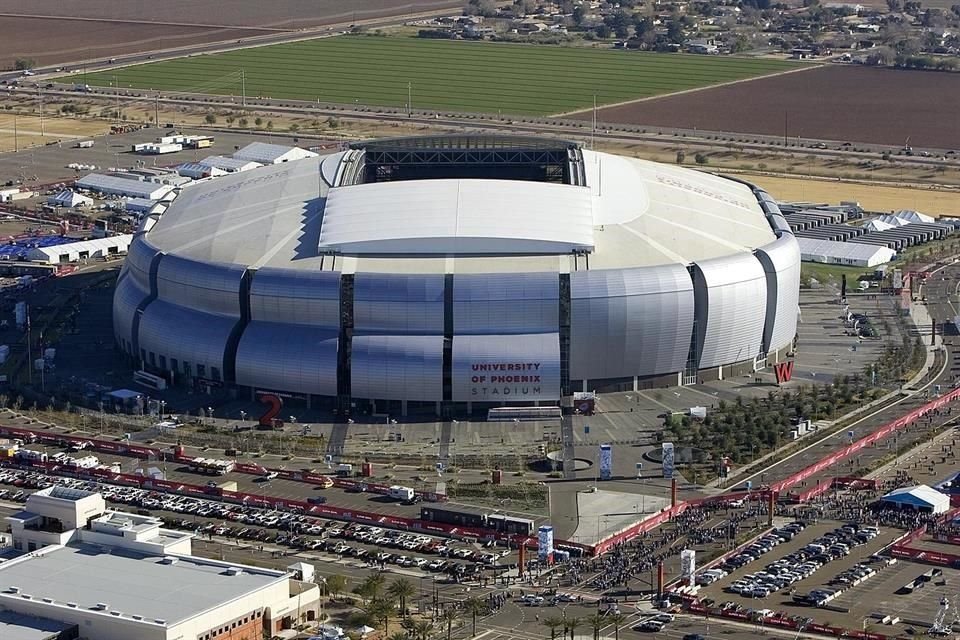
[559,273,571,397]
[442,273,454,407]
[223,268,253,385]
[337,274,354,414]
[131,251,165,368]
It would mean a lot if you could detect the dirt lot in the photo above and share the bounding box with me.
[0,113,111,154]
[583,65,960,150]
[736,173,960,216]
[0,1,462,68]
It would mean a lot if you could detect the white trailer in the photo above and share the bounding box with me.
[388,485,415,501]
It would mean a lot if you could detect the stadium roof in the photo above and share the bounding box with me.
[318,179,595,254]
[146,145,775,273]
[233,142,318,165]
[880,485,950,513]
[0,543,287,627]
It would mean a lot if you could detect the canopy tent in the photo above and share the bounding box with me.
[880,484,950,514]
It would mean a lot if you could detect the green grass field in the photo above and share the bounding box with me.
[76,35,800,116]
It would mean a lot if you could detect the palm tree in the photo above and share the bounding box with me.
[440,607,460,640]
[565,616,582,640]
[368,598,395,635]
[607,613,627,640]
[367,571,387,600]
[462,597,486,637]
[412,619,435,640]
[388,577,416,618]
[541,616,565,640]
[585,613,605,640]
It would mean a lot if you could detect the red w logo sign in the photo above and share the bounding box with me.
[774,360,794,385]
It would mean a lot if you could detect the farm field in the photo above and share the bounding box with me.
[581,65,960,150]
[0,1,463,68]
[78,36,801,115]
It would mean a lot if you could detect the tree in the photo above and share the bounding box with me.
[265,120,274,130]
[572,5,587,25]
[204,114,217,124]
[595,24,612,38]
[694,152,709,165]
[586,613,605,640]
[608,613,628,640]
[440,608,459,640]
[326,574,347,600]
[368,598,395,634]
[676,150,686,164]
[565,616,582,640]
[542,616,565,640]
[387,578,416,617]
[412,619,434,640]
[238,118,248,128]
[254,116,263,127]
[462,597,486,637]
[389,634,409,640]
[14,58,35,70]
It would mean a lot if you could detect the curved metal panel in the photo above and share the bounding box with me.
[354,273,444,334]
[112,274,148,352]
[156,255,244,317]
[697,253,767,369]
[452,333,560,402]
[756,234,801,354]
[124,235,159,291]
[249,268,340,327]
[235,322,338,395]
[138,300,234,374]
[351,334,443,402]
[453,273,558,335]
[569,266,694,380]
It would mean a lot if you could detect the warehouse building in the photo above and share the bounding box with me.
[197,156,262,173]
[75,174,174,200]
[176,163,227,180]
[232,142,318,165]
[796,237,895,267]
[1,486,320,640]
[24,235,132,264]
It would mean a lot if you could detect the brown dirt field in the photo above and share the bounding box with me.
[735,173,960,216]
[0,114,109,153]
[0,0,462,29]
[0,1,462,68]
[583,65,960,150]
[0,17,273,68]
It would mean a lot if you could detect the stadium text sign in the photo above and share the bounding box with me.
[470,362,542,397]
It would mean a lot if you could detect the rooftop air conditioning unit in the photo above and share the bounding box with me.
[8,586,19,594]
[20,594,31,600]
[155,619,166,625]
[132,615,143,620]
[225,567,244,576]
[42,597,54,603]
[110,611,123,617]
[67,603,78,608]
[161,556,179,565]
[94,603,109,611]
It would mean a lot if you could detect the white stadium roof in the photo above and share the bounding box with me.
[318,179,595,255]
[147,147,775,273]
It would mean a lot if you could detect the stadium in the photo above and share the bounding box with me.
[112,135,799,417]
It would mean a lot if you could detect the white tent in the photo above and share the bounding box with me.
[894,209,935,224]
[880,484,950,514]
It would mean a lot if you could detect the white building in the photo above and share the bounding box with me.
[75,174,174,200]
[1,486,320,640]
[47,190,93,209]
[197,156,262,173]
[24,235,133,264]
[177,163,227,180]
[233,142,318,165]
[796,237,895,267]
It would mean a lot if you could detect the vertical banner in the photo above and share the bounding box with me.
[662,442,675,479]
[538,525,555,563]
[599,444,612,480]
[680,549,696,582]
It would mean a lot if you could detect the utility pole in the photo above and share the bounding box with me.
[241,69,246,107]
[113,75,120,128]
[37,86,43,138]
[13,113,18,153]
[591,94,597,150]
[154,93,160,128]
[407,81,412,117]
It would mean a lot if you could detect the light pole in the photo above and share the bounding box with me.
[240,410,247,425]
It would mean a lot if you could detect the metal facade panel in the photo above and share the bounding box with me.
[757,235,801,353]
[697,254,768,368]
[249,268,340,327]
[351,334,443,402]
[353,274,445,334]
[235,322,338,395]
[156,255,244,317]
[569,266,694,380]
[124,236,158,291]
[112,274,147,349]
[138,300,234,374]
[453,273,558,335]
[451,333,560,402]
